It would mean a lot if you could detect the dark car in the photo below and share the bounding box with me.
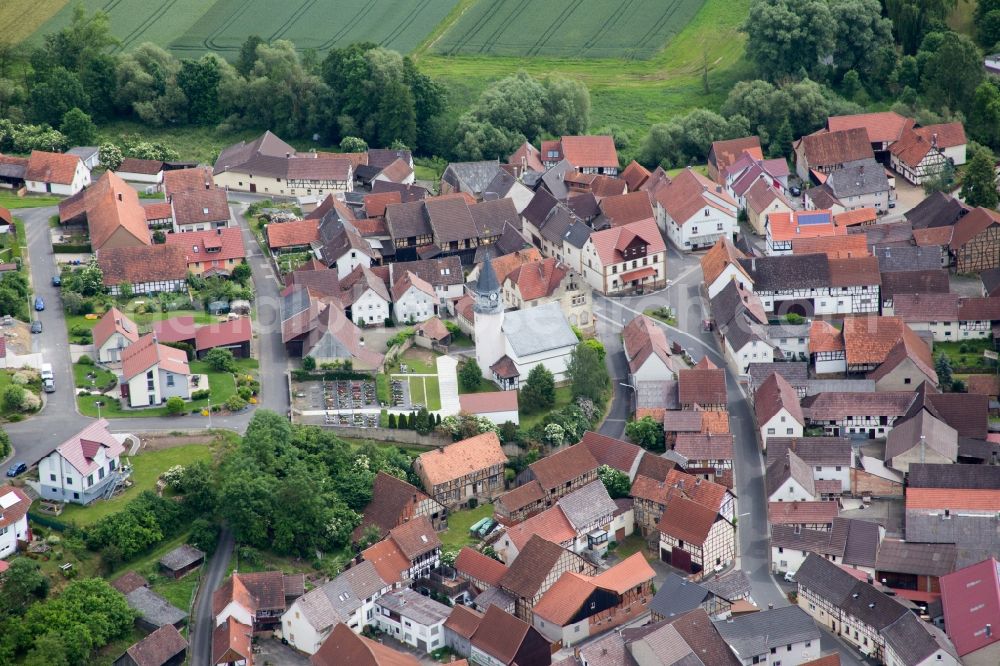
[789,186,802,197]
[33,296,44,311]
[51,275,61,286]
[31,320,42,333]
[6,461,27,477]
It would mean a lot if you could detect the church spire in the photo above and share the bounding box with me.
[472,258,502,315]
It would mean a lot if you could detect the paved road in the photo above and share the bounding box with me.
[190,527,235,666]
[592,244,867,666]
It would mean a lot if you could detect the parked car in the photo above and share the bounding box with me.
[789,185,802,197]
[51,275,61,286]
[30,320,42,333]
[33,296,44,311]
[43,378,55,393]
[6,461,27,477]
[784,571,796,583]
[40,363,53,381]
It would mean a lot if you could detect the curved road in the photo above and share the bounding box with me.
[593,244,867,666]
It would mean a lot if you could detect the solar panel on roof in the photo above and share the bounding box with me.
[798,212,831,225]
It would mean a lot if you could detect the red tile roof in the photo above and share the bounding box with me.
[531,572,596,625]
[939,557,1000,657]
[0,485,31,530]
[361,539,410,585]
[143,201,173,222]
[26,150,82,185]
[364,191,402,218]
[458,390,518,415]
[212,618,252,666]
[415,432,507,487]
[52,419,123,476]
[504,257,569,301]
[118,158,163,175]
[579,431,643,475]
[150,316,197,344]
[768,210,844,242]
[559,135,619,169]
[126,624,188,666]
[700,237,750,286]
[121,333,190,381]
[599,192,655,227]
[906,488,1000,511]
[833,208,878,228]
[588,217,665,267]
[842,316,905,365]
[92,306,139,350]
[658,493,720,545]
[195,317,252,352]
[808,320,844,354]
[827,112,914,144]
[678,367,727,406]
[98,244,187,286]
[165,227,246,265]
[266,218,319,249]
[655,168,736,224]
[505,506,576,551]
[312,622,419,666]
[768,501,840,525]
[796,128,874,167]
[621,160,651,192]
[710,136,763,178]
[792,234,869,259]
[755,372,804,425]
[69,171,151,249]
[528,443,598,492]
[454,547,508,587]
[496,479,545,515]
[950,206,1000,250]
[915,122,966,149]
[163,166,214,197]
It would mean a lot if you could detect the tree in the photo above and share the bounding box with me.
[165,396,186,415]
[626,416,665,451]
[459,359,482,392]
[920,31,983,112]
[977,0,1000,47]
[188,518,219,555]
[0,558,49,620]
[30,67,89,126]
[935,353,953,388]
[339,136,367,152]
[543,423,565,446]
[960,149,999,208]
[3,384,25,412]
[968,81,1000,150]
[358,524,382,549]
[302,356,316,371]
[541,76,591,136]
[581,338,606,362]
[98,142,123,171]
[743,0,836,80]
[0,428,9,460]
[77,259,105,297]
[886,0,955,54]
[177,55,222,124]
[414,407,433,435]
[598,465,631,499]
[566,343,610,405]
[520,365,555,413]
[387,412,397,428]
[59,107,97,146]
[231,262,252,283]
[236,35,265,77]
[117,282,134,301]
[204,348,238,373]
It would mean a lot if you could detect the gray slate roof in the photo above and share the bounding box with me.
[557,480,617,531]
[765,437,852,467]
[906,463,1000,489]
[159,544,205,571]
[294,559,386,631]
[649,574,711,618]
[875,245,943,273]
[882,610,959,665]
[442,160,501,195]
[501,301,578,357]
[700,570,751,602]
[126,587,187,628]
[839,580,908,630]
[794,553,858,604]
[874,539,957,577]
[826,158,889,198]
[713,606,819,659]
[377,588,450,626]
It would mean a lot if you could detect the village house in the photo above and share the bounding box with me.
[59,171,151,250]
[879,269,951,314]
[713,606,822,666]
[119,333,191,408]
[770,517,883,577]
[501,257,592,330]
[164,227,245,277]
[92,307,139,363]
[678,358,728,410]
[310,622,420,666]
[413,432,507,508]
[453,547,507,595]
[793,128,875,182]
[388,256,464,306]
[316,214,378,279]
[440,160,501,198]
[466,605,552,666]
[801,391,915,438]
[116,158,164,185]
[0,485,31,559]
[631,468,736,538]
[893,293,1000,343]
[701,237,753,299]
[827,111,915,159]
[739,254,881,318]
[766,437,853,494]
[889,123,967,185]
[158,544,205,580]
[905,484,1000,567]
[673,432,734,486]
[98,244,188,296]
[804,158,890,213]
[711,280,773,374]
[391,271,438,323]
[37,419,126,505]
[339,264,391,326]
[497,534,596,623]
[531,552,655,647]
[657,485,735,579]
[281,560,390,654]
[25,149,90,195]
[949,207,1000,273]
[457,390,519,426]
[874,539,957,602]
[708,136,763,183]
[541,135,619,174]
[765,210,845,256]
[360,515,441,586]
[514,442,599,507]
[520,191,591,268]
[169,188,231,232]
[113,624,187,666]
[353,471,447,544]
[213,131,353,196]
[744,177,794,236]
[622,314,681,384]
[885,410,957,474]
[580,217,666,295]
[265,218,320,253]
[372,588,450,655]
[279,285,385,369]
[654,168,738,251]
[755,372,805,449]
[769,501,840,532]
[214,570,305,632]
[939,557,1000,666]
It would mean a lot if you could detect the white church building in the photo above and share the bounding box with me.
[472,259,579,390]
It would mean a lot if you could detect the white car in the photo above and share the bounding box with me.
[783,571,796,583]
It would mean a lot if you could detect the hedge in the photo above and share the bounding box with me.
[290,369,371,381]
[53,243,93,254]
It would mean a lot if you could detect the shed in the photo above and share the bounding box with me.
[158,543,205,579]
[125,587,188,632]
[112,624,187,666]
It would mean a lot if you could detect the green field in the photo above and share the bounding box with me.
[27,0,461,57]
[434,0,705,59]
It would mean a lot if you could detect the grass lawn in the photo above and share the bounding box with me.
[414,164,440,181]
[458,378,501,395]
[110,530,202,612]
[77,358,257,418]
[519,386,573,431]
[934,339,997,373]
[408,376,427,406]
[424,376,442,410]
[439,503,494,551]
[56,445,214,528]
[376,373,390,403]
[0,192,63,209]
[73,361,117,389]
[643,307,677,326]
[612,534,653,561]
[339,437,429,457]
[449,331,474,349]
[386,349,439,374]
[91,627,147,666]
[65,303,219,333]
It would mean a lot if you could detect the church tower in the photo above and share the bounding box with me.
[472,258,505,379]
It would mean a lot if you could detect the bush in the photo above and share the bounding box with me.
[191,389,210,401]
[238,545,263,567]
[225,394,248,412]
[204,348,238,373]
[77,355,94,366]
[165,396,186,415]
[188,518,219,555]
[237,386,253,400]
[0,429,10,459]
[302,356,316,371]
[3,384,25,412]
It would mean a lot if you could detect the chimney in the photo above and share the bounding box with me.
[931,133,938,148]
[286,152,291,158]
[867,574,874,584]
[751,258,756,272]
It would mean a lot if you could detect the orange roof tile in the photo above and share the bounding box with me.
[364,191,402,218]
[710,137,763,178]
[505,505,577,551]
[833,208,877,228]
[531,572,596,624]
[454,547,508,587]
[768,210,845,242]
[591,551,656,594]
[906,488,1000,511]
[121,333,190,381]
[70,171,152,250]
[792,234,869,259]
[700,238,750,286]
[559,135,619,169]
[162,166,214,197]
[700,411,730,434]
[361,539,410,585]
[827,112,914,144]
[415,433,507,487]
[25,150,81,185]
[505,257,568,301]
[842,316,905,365]
[489,247,544,283]
[91,306,139,350]
[621,160,651,192]
[599,191,655,227]
[657,494,720,545]
[165,227,246,265]
[808,320,844,354]
[266,219,319,249]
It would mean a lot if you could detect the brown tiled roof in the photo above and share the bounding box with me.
[559,135,618,168]
[958,296,1000,321]
[505,257,568,301]
[531,572,595,625]
[212,571,290,616]
[455,547,508,588]
[797,128,874,167]
[363,191,402,218]
[700,411,730,434]
[868,326,937,385]
[25,150,81,184]
[654,168,735,225]
[842,316,905,365]
[893,293,960,322]
[98,245,187,286]
[700,237,750,286]
[665,608,743,666]
[657,494,719,545]
[678,367,727,406]
[66,171,151,249]
[389,256,463,288]
[768,501,840,525]
[92,306,139,350]
[165,227,246,265]
[312,622,419,666]
[922,393,989,439]
[387,515,440,560]
[470,605,541,665]
[915,122,966,148]
[801,391,915,420]
[621,160,651,191]
[125,624,187,666]
[588,217,664,266]
[827,256,881,287]
[378,157,413,183]
[673,433,733,461]
[118,157,164,175]
[579,431,643,474]
[801,654,842,666]
[111,570,149,595]
[505,506,576,551]
[828,112,914,144]
[599,192,655,227]
[808,320,844,354]
[529,443,598,492]
[266,219,319,249]
[458,390,518,416]
[880,270,950,301]
[755,372,804,425]
[143,201,173,222]
[213,618,252,665]
[913,225,953,247]
[415,432,507,487]
[499,534,576,598]
[170,188,230,226]
[630,469,728,513]
[470,198,519,238]
[163,166,214,196]
[425,196,477,243]
[443,604,484,640]
[711,136,763,174]
[965,374,1000,398]
[353,471,434,541]
[907,488,1000,511]
[361,539,410,585]
[390,270,437,303]
[745,179,792,215]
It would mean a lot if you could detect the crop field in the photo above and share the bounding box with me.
[17,0,460,56]
[433,0,706,59]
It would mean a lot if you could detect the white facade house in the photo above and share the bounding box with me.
[119,334,192,408]
[37,419,126,505]
[713,606,821,666]
[373,589,450,655]
[281,560,390,655]
[24,151,91,196]
[655,168,738,251]
[347,286,390,326]
[759,407,804,445]
[392,272,439,324]
[0,486,31,559]
[92,307,139,363]
[723,333,776,375]
[707,261,753,300]
[339,265,391,327]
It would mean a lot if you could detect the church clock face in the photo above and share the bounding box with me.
[490,293,497,301]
